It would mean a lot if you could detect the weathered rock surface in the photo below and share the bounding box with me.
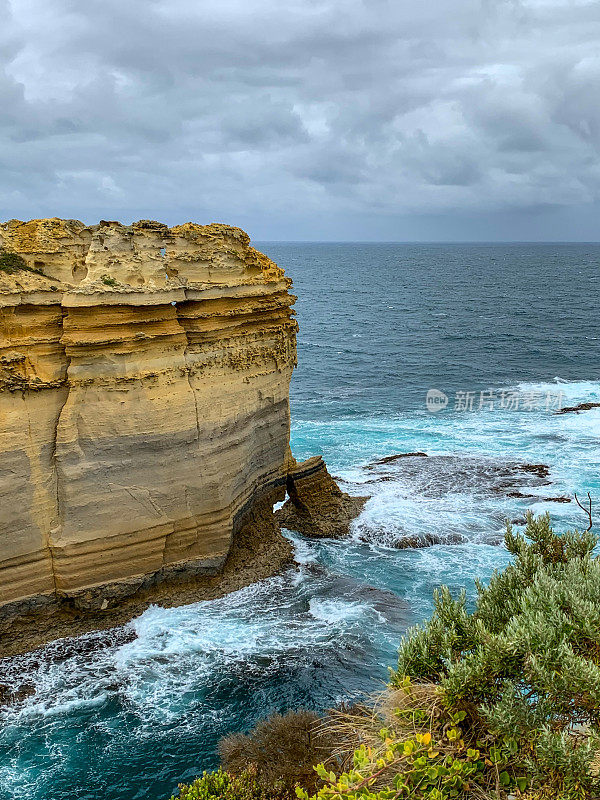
[556,401,600,414]
[365,452,428,468]
[276,456,368,539]
[0,218,299,632]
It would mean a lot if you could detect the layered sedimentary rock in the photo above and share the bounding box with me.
[0,218,298,616]
[276,457,368,539]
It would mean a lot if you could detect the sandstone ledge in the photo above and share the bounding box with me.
[1,459,367,658]
[276,456,368,539]
[1,484,295,658]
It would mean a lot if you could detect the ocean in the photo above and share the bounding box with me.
[1,243,599,800]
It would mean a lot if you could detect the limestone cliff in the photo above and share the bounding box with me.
[0,219,298,620]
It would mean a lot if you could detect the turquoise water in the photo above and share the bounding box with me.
[1,244,599,800]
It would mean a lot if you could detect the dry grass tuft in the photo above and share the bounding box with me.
[219,709,338,793]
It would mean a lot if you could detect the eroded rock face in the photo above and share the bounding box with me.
[0,219,298,616]
[276,457,368,539]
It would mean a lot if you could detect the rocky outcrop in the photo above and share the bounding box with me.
[556,401,600,414]
[0,218,299,624]
[276,457,368,539]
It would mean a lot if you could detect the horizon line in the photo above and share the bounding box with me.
[254,239,600,244]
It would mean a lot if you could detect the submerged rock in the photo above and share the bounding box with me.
[365,452,428,468]
[0,682,35,706]
[362,453,554,498]
[352,453,570,549]
[514,463,550,479]
[506,490,571,503]
[393,531,468,549]
[556,401,600,414]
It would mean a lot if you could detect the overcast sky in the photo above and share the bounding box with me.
[1,0,600,240]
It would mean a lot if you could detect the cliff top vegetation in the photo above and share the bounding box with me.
[170,511,600,800]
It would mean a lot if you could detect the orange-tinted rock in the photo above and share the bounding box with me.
[0,219,297,616]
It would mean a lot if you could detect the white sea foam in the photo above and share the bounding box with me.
[513,378,600,402]
[309,597,378,625]
[0,564,398,735]
[286,530,319,565]
[2,376,599,800]
[290,378,600,550]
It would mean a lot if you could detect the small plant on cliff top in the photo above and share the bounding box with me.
[100,273,119,287]
[170,767,291,800]
[0,248,44,275]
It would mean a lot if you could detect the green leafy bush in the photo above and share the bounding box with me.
[302,513,600,799]
[171,767,291,800]
[395,513,600,740]
[171,514,600,800]
[100,274,119,287]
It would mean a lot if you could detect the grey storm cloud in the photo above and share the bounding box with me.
[1,0,600,239]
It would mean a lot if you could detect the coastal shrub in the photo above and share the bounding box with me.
[170,767,291,800]
[219,710,339,793]
[100,273,119,287]
[0,248,44,275]
[302,512,600,799]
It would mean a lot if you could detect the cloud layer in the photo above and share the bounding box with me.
[1,0,600,239]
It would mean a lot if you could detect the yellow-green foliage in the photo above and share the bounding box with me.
[302,513,600,800]
[169,514,600,800]
[171,767,291,800]
[297,682,532,800]
[297,726,493,800]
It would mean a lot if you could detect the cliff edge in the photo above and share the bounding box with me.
[0,219,299,633]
